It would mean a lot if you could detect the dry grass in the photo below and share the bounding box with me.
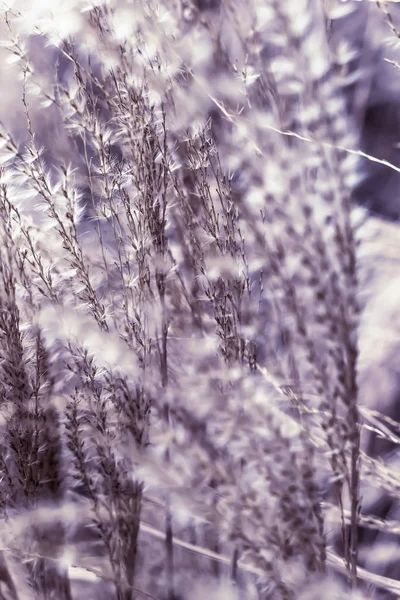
[0,0,399,598]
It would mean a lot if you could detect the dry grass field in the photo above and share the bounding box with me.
[0,1,400,599]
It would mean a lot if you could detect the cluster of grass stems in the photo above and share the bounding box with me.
[0,0,400,598]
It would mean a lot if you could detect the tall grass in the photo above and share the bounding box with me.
[0,0,400,598]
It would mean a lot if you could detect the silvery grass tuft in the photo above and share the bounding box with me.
[0,0,400,598]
